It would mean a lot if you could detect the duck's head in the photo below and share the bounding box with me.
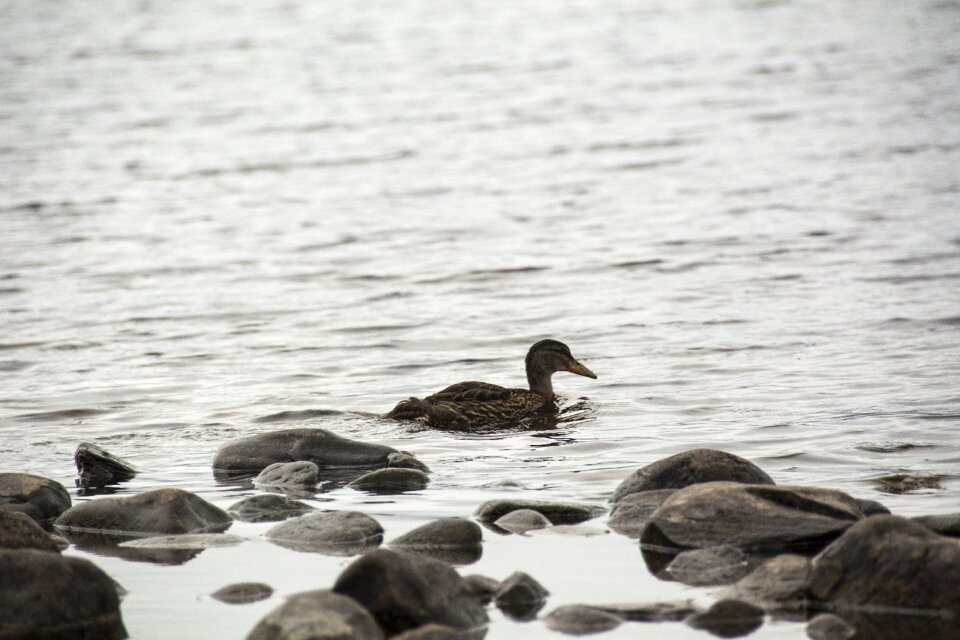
[525,339,597,394]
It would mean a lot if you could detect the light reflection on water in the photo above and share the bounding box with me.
[2,0,959,638]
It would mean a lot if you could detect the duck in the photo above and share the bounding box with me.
[385,339,597,429]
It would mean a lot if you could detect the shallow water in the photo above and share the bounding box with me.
[2,0,959,638]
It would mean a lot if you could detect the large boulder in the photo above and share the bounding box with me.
[213,428,398,474]
[246,589,383,640]
[475,499,605,526]
[641,482,865,554]
[806,515,960,639]
[611,449,774,503]
[74,443,137,489]
[0,509,62,553]
[266,511,383,555]
[0,473,71,524]
[55,488,232,536]
[332,548,488,636]
[0,548,127,639]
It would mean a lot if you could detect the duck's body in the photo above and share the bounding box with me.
[386,339,596,429]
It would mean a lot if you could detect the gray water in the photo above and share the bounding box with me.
[2,1,959,638]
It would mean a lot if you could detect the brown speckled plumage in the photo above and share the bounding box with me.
[386,339,596,429]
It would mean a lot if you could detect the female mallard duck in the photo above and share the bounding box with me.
[386,339,596,428]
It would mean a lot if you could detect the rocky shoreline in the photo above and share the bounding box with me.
[1,429,958,639]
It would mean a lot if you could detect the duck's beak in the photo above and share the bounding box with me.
[567,359,597,379]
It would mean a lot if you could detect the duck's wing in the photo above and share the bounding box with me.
[425,381,514,403]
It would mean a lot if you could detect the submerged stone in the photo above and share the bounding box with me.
[543,605,623,635]
[246,589,383,640]
[227,494,316,523]
[387,452,431,473]
[266,511,383,555]
[665,545,754,586]
[593,601,700,622]
[806,613,856,640]
[493,508,552,534]
[685,599,764,638]
[0,472,71,524]
[118,533,244,550]
[475,499,605,525]
[348,467,429,493]
[211,582,273,605]
[253,461,319,488]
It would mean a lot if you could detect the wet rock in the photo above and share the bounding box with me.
[332,548,488,636]
[55,488,232,535]
[685,599,764,638]
[246,589,384,640]
[253,461,319,489]
[0,472,71,524]
[871,473,943,494]
[0,508,62,552]
[641,482,865,553]
[494,571,549,621]
[722,554,809,615]
[912,512,960,537]
[390,518,482,564]
[75,442,137,488]
[542,605,623,635]
[475,499,605,525]
[392,624,475,640]
[462,574,500,605]
[665,545,754,586]
[266,511,383,555]
[806,613,856,640]
[387,452,431,473]
[607,489,676,538]
[493,508,552,534]
[593,601,700,622]
[227,494,316,523]
[854,498,890,516]
[0,548,127,639]
[118,533,244,550]
[211,582,274,605]
[611,449,774,503]
[348,467,429,493]
[213,428,398,474]
[806,515,960,638]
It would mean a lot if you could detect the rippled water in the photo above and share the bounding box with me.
[2,1,959,638]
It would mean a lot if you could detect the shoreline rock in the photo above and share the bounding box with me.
[0,472,72,525]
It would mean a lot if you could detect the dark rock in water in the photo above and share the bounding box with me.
[475,499,605,525]
[387,452,431,473]
[641,482,865,554]
[211,582,273,605]
[462,574,500,605]
[685,599,764,638]
[212,428,398,475]
[607,489,676,538]
[912,512,960,537]
[0,508,62,553]
[246,589,384,640]
[266,511,383,555]
[0,548,127,639]
[806,613,856,640]
[332,548,488,636]
[227,494,316,523]
[75,442,137,488]
[118,533,244,550]
[611,449,774,503]
[55,488,232,535]
[854,498,890,516]
[253,461,319,488]
[493,508,552,534]
[665,545,754,586]
[348,467,429,493]
[871,473,943,494]
[0,472,71,524]
[806,515,960,639]
[593,601,700,622]
[494,571,549,621]
[390,518,482,565]
[391,623,475,639]
[542,605,623,635]
[722,554,809,616]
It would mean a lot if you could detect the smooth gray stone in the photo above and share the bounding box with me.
[593,601,700,622]
[387,452,431,473]
[213,428,399,473]
[0,509,62,553]
[854,498,890,516]
[607,489,676,538]
[266,511,383,555]
[348,467,429,493]
[494,571,549,621]
[246,589,384,640]
[55,488,232,536]
[211,582,273,605]
[641,482,865,553]
[75,442,137,488]
[685,599,764,637]
[462,574,500,605]
[806,613,856,640]
[332,548,488,636]
[493,508,552,534]
[543,605,623,635]
[227,494,316,523]
[0,549,127,640]
[119,533,244,550]
[390,518,483,565]
[722,554,809,615]
[475,499,605,525]
[665,545,754,586]
[912,512,960,537]
[253,461,319,488]
[0,472,71,524]
[611,448,774,503]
